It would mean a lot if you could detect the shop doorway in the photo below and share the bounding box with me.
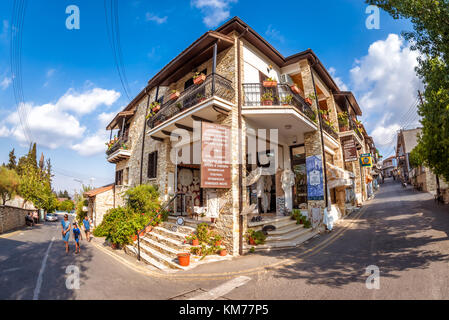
[290,145,308,208]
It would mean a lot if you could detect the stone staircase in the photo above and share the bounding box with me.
[124,221,196,271]
[243,216,318,252]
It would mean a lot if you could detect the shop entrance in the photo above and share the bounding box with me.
[291,145,308,208]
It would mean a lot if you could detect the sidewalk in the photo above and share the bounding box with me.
[88,206,368,280]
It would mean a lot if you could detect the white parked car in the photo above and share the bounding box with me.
[45,213,58,222]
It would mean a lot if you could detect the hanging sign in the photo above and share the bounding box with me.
[306,155,324,201]
[342,138,358,162]
[201,122,231,188]
[360,153,373,168]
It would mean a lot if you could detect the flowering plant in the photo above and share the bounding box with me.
[185,233,198,242]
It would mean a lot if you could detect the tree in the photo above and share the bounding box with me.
[17,164,41,208]
[0,167,19,205]
[367,0,449,182]
[7,149,17,171]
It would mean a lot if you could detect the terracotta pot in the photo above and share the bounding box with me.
[177,253,191,267]
[170,92,180,100]
[145,225,152,233]
[131,234,137,242]
[249,237,256,245]
[305,98,313,105]
[262,100,273,106]
[193,74,206,85]
[198,98,206,103]
[192,239,199,246]
[290,85,301,95]
[111,243,118,249]
[263,81,277,87]
[340,126,349,132]
[220,249,227,256]
[215,241,222,247]
[152,105,160,113]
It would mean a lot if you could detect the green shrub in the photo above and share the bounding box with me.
[245,229,266,245]
[124,184,160,214]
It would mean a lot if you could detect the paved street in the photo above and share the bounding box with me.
[1,178,448,300]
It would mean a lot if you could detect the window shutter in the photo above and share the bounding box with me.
[147,151,158,179]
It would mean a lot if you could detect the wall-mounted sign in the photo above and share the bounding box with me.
[360,153,373,168]
[201,122,231,189]
[306,155,324,201]
[342,138,358,162]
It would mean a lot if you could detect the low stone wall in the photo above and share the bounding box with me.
[0,205,35,234]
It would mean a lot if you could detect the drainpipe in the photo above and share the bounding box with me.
[310,58,329,209]
[237,28,248,255]
[139,86,159,185]
[212,42,217,95]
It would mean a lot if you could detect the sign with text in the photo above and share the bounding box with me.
[343,138,358,162]
[201,122,231,189]
[306,155,324,201]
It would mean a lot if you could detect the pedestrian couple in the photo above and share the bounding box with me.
[61,214,91,254]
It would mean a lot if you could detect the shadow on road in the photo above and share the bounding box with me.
[250,180,449,288]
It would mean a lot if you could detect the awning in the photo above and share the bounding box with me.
[326,163,355,189]
[106,110,136,130]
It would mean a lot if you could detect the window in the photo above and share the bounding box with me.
[115,170,123,186]
[148,151,158,179]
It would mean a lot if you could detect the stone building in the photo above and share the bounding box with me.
[84,184,115,228]
[102,17,375,262]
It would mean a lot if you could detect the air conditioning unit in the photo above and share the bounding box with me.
[280,74,294,86]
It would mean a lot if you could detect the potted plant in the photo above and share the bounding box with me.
[211,234,222,247]
[170,90,180,101]
[305,93,315,106]
[151,101,161,113]
[261,90,274,106]
[290,84,302,95]
[245,229,266,245]
[338,112,349,131]
[111,243,118,249]
[218,247,227,256]
[186,233,199,246]
[193,72,206,85]
[177,253,191,266]
[197,93,206,103]
[263,77,277,88]
[320,109,330,121]
[281,94,293,106]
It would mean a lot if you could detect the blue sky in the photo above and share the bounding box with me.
[0,0,421,193]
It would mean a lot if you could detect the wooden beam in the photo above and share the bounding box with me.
[174,123,193,132]
[151,136,164,142]
[192,115,213,123]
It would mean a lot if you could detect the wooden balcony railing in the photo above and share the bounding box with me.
[106,136,130,156]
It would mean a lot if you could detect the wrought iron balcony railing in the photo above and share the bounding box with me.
[147,73,234,129]
[242,83,317,124]
[339,116,364,142]
[106,136,130,156]
[321,116,339,140]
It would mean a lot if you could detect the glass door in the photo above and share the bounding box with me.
[291,146,307,208]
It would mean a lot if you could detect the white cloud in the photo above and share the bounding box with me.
[0,76,11,90]
[0,20,8,40]
[145,13,168,24]
[3,87,121,153]
[265,25,285,43]
[192,0,237,28]
[0,125,10,137]
[56,88,120,115]
[329,67,349,91]
[349,34,423,154]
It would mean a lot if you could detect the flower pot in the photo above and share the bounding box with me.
[290,85,301,95]
[145,225,152,233]
[249,237,256,245]
[262,100,273,106]
[152,105,160,113]
[198,98,206,103]
[305,98,313,105]
[192,239,199,246]
[177,253,191,267]
[220,249,227,256]
[193,74,206,85]
[339,126,349,132]
[215,241,222,247]
[131,234,137,242]
[170,92,180,100]
[263,81,277,87]
[111,243,118,249]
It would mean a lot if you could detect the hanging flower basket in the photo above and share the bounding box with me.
[193,73,206,85]
[263,79,277,87]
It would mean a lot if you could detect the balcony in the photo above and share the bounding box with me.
[106,137,131,163]
[321,116,339,141]
[243,83,317,123]
[338,116,364,145]
[147,74,234,130]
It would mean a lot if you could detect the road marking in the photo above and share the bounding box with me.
[188,276,252,300]
[33,236,55,300]
[3,267,21,273]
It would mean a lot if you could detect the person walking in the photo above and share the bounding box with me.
[72,222,82,254]
[83,216,91,242]
[61,214,71,253]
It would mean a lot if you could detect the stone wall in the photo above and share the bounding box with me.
[0,205,35,234]
[92,189,115,228]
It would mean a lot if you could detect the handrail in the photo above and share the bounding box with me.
[135,192,185,261]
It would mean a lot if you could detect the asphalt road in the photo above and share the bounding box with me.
[1,178,448,300]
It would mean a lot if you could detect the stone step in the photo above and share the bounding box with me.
[247,215,292,228]
[124,245,169,271]
[153,226,191,242]
[266,223,305,236]
[140,236,181,258]
[266,227,311,242]
[244,230,318,252]
[161,221,196,235]
[138,242,187,270]
[145,231,188,251]
[167,216,213,229]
